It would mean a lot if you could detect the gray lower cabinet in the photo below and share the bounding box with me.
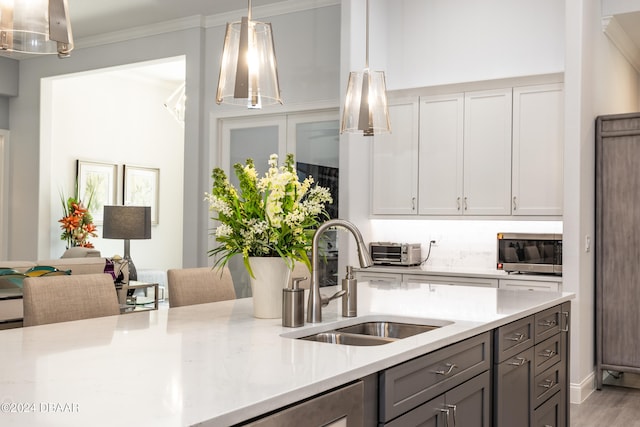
[379,332,491,426]
[240,381,364,426]
[493,303,570,427]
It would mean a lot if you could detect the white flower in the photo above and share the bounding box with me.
[215,223,233,238]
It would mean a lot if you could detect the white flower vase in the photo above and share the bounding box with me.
[249,257,291,319]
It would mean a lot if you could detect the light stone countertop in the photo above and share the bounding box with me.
[0,282,574,426]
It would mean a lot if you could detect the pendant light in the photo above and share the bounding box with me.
[216,0,282,109]
[0,0,73,58]
[340,0,390,136]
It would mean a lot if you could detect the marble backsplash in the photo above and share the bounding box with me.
[369,219,563,270]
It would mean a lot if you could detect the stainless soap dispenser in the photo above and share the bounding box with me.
[342,266,357,317]
[282,277,306,327]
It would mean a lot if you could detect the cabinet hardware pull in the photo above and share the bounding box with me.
[513,196,517,211]
[456,197,461,210]
[508,357,527,366]
[506,332,525,342]
[540,349,556,358]
[439,408,450,427]
[445,404,457,426]
[538,319,557,327]
[433,363,457,376]
[561,311,570,332]
[412,197,416,211]
[539,379,555,389]
[463,197,468,210]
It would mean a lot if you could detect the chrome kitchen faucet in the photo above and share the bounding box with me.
[307,219,373,323]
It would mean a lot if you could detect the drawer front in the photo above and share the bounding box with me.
[495,315,534,363]
[535,334,562,375]
[533,362,564,410]
[499,279,560,292]
[533,390,563,427]
[404,274,498,288]
[534,305,561,343]
[355,272,402,284]
[379,332,490,422]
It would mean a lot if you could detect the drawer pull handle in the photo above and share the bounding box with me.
[539,379,555,389]
[540,349,556,358]
[445,404,457,426]
[508,357,527,366]
[439,408,450,427]
[433,363,457,376]
[456,197,461,210]
[561,311,570,332]
[538,319,557,327]
[506,332,525,342]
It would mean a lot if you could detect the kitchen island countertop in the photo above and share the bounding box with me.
[0,281,573,426]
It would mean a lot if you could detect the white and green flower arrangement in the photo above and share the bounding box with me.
[206,153,332,278]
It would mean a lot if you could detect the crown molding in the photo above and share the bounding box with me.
[75,15,206,50]
[206,0,340,27]
[602,15,640,73]
[74,0,340,50]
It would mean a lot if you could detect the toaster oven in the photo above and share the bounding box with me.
[370,242,422,266]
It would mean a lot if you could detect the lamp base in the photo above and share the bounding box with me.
[124,239,138,296]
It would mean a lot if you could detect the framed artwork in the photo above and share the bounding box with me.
[76,160,117,224]
[123,165,160,225]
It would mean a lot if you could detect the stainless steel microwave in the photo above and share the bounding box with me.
[497,233,562,275]
[370,242,422,266]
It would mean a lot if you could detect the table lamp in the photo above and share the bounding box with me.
[102,206,151,282]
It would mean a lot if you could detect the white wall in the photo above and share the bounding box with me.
[383,0,565,90]
[41,68,184,270]
[6,4,342,268]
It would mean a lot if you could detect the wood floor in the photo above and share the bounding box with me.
[571,373,640,426]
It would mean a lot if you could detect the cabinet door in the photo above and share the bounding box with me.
[446,370,491,427]
[371,100,419,215]
[463,89,513,215]
[494,346,535,427]
[354,271,402,285]
[418,93,464,215]
[512,84,564,216]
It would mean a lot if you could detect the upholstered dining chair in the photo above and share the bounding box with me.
[22,273,120,327]
[167,267,236,308]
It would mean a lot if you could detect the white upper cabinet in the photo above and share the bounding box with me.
[419,89,513,215]
[371,99,419,215]
[370,79,563,218]
[418,93,464,215]
[463,89,513,215]
[511,84,564,216]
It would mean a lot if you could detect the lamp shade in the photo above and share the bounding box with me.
[340,69,390,136]
[102,206,151,240]
[0,0,73,57]
[216,16,282,108]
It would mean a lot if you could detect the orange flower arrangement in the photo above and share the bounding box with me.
[59,193,98,248]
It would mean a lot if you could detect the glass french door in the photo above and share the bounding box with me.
[219,110,339,297]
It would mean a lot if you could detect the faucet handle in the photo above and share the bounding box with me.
[321,289,346,307]
[291,277,307,290]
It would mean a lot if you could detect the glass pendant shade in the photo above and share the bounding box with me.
[216,15,282,108]
[340,0,390,136]
[0,0,73,57]
[340,69,390,136]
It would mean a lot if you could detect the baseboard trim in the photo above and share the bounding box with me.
[570,371,595,404]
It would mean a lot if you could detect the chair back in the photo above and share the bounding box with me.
[167,267,236,308]
[23,273,120,327]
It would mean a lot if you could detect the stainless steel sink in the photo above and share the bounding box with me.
[297,320,446,346]
[335,321,440,339]
[301,332,395,346]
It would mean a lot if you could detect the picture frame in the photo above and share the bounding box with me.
[76,160,117,224]
[123,165,160,225]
